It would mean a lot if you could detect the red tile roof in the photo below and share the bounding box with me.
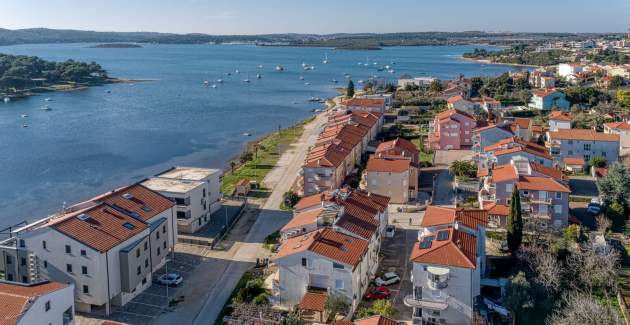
[564,157,585,166]
[491,165,518,183]
[410,227,477,269]
[96,184,174,222]
[530,162,569,183]
[513,118,531,129]
[51,204,149,252]
[281,208,325,232]
[304,143,349,168]
[294,193,330,211]
[532,88,562,98]
[447,95,465,103]
[435,108,475,121]
[366,157,411,173]
[548,129,619,142]
[272,228,368,269]
[420,206,487,229]
[548,111,572,121]
[483,137,547,153]
[335,203,379,239]
[605,121,630,131]
[517,176,571,192]
[376,137,419,155]
[484,203,510,216]
[355,315,400,325]
[299,291,327,311]
[0,281,68,325]
[493,146,552,160]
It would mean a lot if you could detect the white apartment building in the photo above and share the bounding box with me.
[143,166,222,234]
[0,280,75,325]
[604,121,630,150]
[546,129,620,165]
[0,184,176,315]
[405,206,487,325]
[548,111,572,132]
[558,63,584,77]
[271,228,371,315]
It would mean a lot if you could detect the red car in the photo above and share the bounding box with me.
[365,286,391,300]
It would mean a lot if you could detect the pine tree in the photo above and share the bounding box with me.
[347,80,355,98]
[506,184,523,254]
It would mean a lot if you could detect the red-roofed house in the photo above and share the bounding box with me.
[548,111,572,132]
[478,157,571,228]
[547,129,620,166]
[405,205,486,325]
[447,95,476,113]
[0,183,176,315]
[0,280,74,325]
[427,109,476,150]
[604,121,630,150]
[364,157,418,203]
[341,98,386,114]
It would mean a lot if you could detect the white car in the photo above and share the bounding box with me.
[375,272,401,286]
[156,273,183,287]
[385,225,395,238]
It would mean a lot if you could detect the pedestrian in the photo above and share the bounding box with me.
[409,217,412,225]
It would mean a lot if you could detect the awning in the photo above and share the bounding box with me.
[427,266,450,276]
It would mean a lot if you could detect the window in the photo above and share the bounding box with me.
[202,188,206,197]
[568,140,573,145]
[301,258,308,267]
[142,277,147,285]
[66,264,73,273]
[82,266,88,275]
[22,276,27,283]
[333,262,344,270]
[136,248,140,258]
[584,154,591,162]
[123,223,135,230]
[145,259,149,268]
[335,279,344,290]
[137,266,141,275]
[42,240,47,249]
[144,242,148,251]
[20,257,26,266]
[554,205,562,213]
[5,256,12,265]
[602,152,607,157]
[556,192,562,199]
[83,285,89,294]
[584,143,591,151]
[162,225,166,234]
[45,301,50,312]
[43,260,47,268]
[163,241,167,249]
[80,249,87,257]
[65,245,71,254]
[506,184,513,192]
[568,150,573,155]
[156,232,160,240]
[19,240,25,248]
[6,274,13,281]
[157,247,161,256]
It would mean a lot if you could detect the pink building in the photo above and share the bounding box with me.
[426,109,476,150]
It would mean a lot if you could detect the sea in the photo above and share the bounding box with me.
[0,43,530,227]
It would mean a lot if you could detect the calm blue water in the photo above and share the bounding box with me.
[0,44,528,226]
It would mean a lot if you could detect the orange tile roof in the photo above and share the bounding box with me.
[345,191,389,213]
[420,206,487,229]
[605,121,630,131]
[366,157,411,173]
[530,162,569,183]
[548,111,572,121]
[447,95,465,103]
[304,143,349,168]
[493,146,552,160]
[410,227,477,269]
[333,321,355,325]
[355,315,400,325]
[473,123,514,135]
[548,129,619,142]
[272,228,368,268]
[0,281,68,325]
[517,176,571,192]
[281,208,325,232]
[294,193,329,211]
[532,88,561,97]
[564,156,585,165]
[491,165,518,183]
[52,204,149,252]
[97,184,174,222]
[513,118,531,129]
[484,202,510,216]
[299,291,328,311]
[236,179,250,186]
[483,137,547,153]
[335,203,379,239]
[376,137,419,155]
[435,108,475,121]
[342,98,385,108]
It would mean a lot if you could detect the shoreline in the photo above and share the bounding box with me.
[458,55,541,68]
[1,78,152,100]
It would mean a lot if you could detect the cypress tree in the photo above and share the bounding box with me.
[506,184,523,254]
[347,80,355,98]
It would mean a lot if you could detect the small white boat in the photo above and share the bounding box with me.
[276,65,284,71]
[243,132,252,136]
[3,97,9,103]
[345,75,351,79]
[203,80,209,86]
[299,76,305,80]
[385,65,390,70]
[388,69,395,74]
[258,64,264,69]
[21,114,28,118]
[22,124,28,128]
[358,80,364,84]
[40,105,51,111]
[226,72,231,76]
[322,53,328,64]
[304,82,311,85]
[332,79,338,83]
[303,66,310,71]
[211,84,217,89]
[243,79,250,83]
[301,62,307,67]
[217,79,224,83]
[308,66,315,70]
[44,98,52,102]
[256,74,261,79]
[235,69,240,74]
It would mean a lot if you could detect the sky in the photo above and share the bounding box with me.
[1,0,629,35]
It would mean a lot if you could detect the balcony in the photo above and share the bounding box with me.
[521,195,552,205]
[545,141,560,148]
[403,294,448,310]
[427,266,450,290]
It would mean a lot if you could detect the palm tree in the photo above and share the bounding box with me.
[230,161,236,175]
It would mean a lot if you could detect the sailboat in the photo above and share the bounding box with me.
[256,73,262,79]
[275,65,284,71]
[322,53,328,64]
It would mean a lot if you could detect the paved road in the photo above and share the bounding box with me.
[191,112,328,325]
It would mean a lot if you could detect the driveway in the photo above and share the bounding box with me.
[569,176,600,197]
[433,150,474,167]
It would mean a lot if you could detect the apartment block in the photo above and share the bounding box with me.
[0,280,75,325]
[546,129,620,166]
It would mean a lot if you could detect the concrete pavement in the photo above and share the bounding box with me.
[190,112,328,325]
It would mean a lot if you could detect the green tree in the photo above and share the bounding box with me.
[503,271,533,316]
[597,163,630,207]
[372,299,396,317]
[282,191,300,209]
[606,201,626,231]
[230,161,236,175]
[507,185,523,254]
[617,89,630,108]
[324,294,350,317]
[589,156,607,168]
[608,76,625,89]
[564,224,586,243]
[449,160,477,179]
[239,151,253,164]
[429,79,443,93]
[346,80,355,98]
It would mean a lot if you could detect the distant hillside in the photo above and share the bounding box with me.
[0,28,621,48]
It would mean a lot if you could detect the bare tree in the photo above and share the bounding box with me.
[596,215,612,233]
[566,246,620,295]
[547,291,622,325]
[520,244,563,293]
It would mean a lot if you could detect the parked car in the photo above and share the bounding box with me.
[156,273,183,287]
[365,286,391,300]
[587,204,601,215]
[375,272,400,286]
[385,225,395,238]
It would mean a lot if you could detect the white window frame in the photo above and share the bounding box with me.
[335,279,344,290]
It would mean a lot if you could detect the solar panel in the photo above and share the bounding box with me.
[437,230,449,241]
[420,236,434,249]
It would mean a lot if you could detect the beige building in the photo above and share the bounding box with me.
[365,157,418,203]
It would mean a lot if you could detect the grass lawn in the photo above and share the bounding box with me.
[221,116,314,195]
[410,134,434,165]
[215,271,257,325]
